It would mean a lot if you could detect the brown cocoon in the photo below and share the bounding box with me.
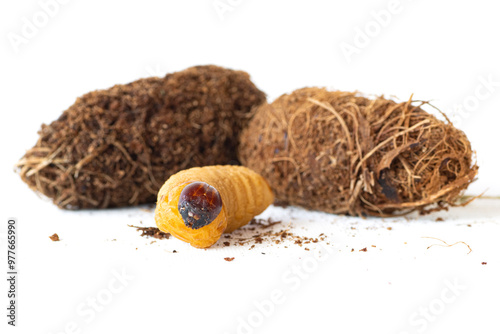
[239,88,478,216]
[16,65,266,209]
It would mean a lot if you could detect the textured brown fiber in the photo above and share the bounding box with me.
[16,65,266,209]
[239,88,478,217]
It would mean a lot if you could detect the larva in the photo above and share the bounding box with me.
[154,165,274,248]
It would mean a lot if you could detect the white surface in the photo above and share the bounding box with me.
[1,0,500,333]
[1,191,500,334]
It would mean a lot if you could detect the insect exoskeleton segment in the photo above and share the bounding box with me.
[154,165,274,248]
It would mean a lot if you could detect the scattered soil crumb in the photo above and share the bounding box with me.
[222,218,328,248]
[436,217,444,222]
[371,245,376,248]
[130,219,329,249]
[359,247,368,252]
[482,262,487,265]
[49,233,60,242]
[129,225,170,240]
[387,227,392,230]
[173,250,177,253]
[224,257,235,262]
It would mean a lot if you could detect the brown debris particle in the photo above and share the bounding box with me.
[254,236,264,244]
[436,217,444,222]
[129,225,170,240]
[224,257,235,262]
[49,233,60,241]
[359,247,368,252]
[481,262,487,265]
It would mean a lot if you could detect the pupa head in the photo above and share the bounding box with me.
[177,182,223,229]
[155,181,227,248]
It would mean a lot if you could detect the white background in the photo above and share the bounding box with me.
[1,1,499,334]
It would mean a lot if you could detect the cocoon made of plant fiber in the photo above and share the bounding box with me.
[239,88,478,217]
[17,65,266,209]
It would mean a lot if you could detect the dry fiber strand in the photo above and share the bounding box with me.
[239,88,478,216]
[16,65,266,209]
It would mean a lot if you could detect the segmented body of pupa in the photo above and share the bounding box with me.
[154,165,274,248]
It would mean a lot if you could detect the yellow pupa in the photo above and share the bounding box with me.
[154,165,274,248]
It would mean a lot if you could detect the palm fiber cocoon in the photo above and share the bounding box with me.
[17,65,266,209]
[239,88,478,216]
